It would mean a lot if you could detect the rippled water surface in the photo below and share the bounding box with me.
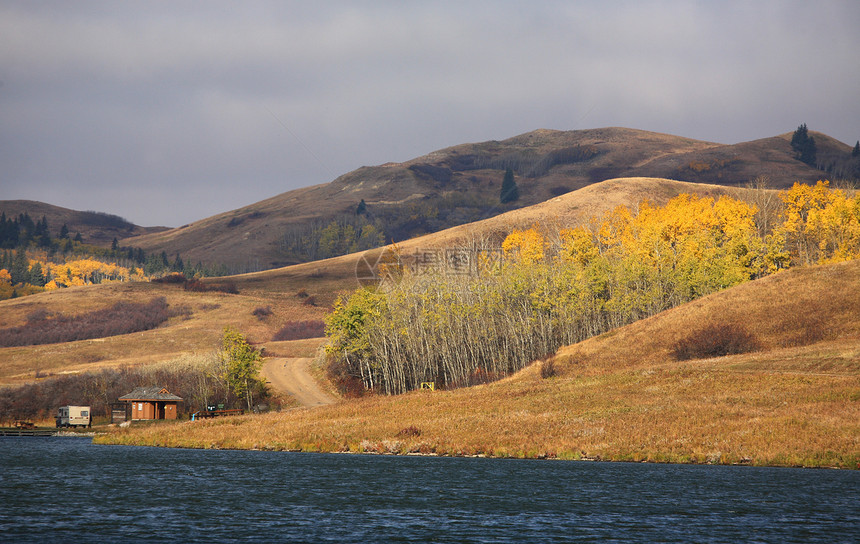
[1,437,857,542]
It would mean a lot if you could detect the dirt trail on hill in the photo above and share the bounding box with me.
[262,358,337,408]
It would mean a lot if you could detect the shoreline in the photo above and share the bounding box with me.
[92,431,856,470]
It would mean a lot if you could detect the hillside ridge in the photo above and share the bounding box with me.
[6,127,856,269]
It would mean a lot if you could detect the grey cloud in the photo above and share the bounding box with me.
[2,1,859,226]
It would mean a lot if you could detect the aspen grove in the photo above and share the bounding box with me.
[325,182,860,395]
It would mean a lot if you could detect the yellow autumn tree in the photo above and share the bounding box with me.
[804,187,860,263]
[777,180,834,265]
[46,259,134,288]
[558,226,599,265]
[502,226,547,265]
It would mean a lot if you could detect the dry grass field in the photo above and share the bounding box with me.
[97,259,860,468]
[0,279,329,385]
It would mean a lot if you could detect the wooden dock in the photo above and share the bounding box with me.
[0,427,57,437]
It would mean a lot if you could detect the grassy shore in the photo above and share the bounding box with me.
[94,348,859,468]
[96,260,860,468]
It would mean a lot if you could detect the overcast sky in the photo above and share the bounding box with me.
[2,1,858,227]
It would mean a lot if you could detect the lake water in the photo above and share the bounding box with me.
[0,437,857,543]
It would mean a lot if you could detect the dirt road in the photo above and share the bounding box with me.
[261,357,337,408]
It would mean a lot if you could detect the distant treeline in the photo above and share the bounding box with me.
[0,297,190,347]
[279,193,502,263]
[0,210,232,300]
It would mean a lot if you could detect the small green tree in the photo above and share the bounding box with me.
[500,167,519,204]
[356,199,367,215]
[853,141,859,157]
[219,327,266,410]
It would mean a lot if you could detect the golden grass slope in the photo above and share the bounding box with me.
[98,259,860,468]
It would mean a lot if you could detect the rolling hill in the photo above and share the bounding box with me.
[118,127,853,270]
[1,177,733,384]
[0,200,167,247]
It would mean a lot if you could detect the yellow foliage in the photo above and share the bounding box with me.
[558,227,599,265]
[502,227,547,265]
[46,258,134,287]
[777,180,860,265]
[0,269,10,283]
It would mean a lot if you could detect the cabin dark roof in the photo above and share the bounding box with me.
[118,386,183,402]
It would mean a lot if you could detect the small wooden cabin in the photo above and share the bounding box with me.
[118,386,183,420]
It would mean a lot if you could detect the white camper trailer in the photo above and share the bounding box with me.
[55,406,91,428]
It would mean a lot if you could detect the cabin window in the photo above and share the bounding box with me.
[81,411,89,417]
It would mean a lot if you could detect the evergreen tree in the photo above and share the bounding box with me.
[59,224,70,239]
[791,123,817,166]
[28,262,46,287]
[500,167,520,204]
[853,141,860,157]
[0,250,10,272]
[10,249,29,285]
[356,199,367,215]
[37,216,52,248]
[171,253,184,272]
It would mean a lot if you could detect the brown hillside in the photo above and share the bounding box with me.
[120,127,846,270]
[0,200,167,247]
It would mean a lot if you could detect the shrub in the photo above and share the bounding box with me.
[273,320,326,341]
[326,358,366,398]
[252,306,273,320]
[184,278,238,294]
[0,297,190,347]
[396,425,422,438]
[540,360,558,379]
[152,272,187,284]
[672,323,761,361]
